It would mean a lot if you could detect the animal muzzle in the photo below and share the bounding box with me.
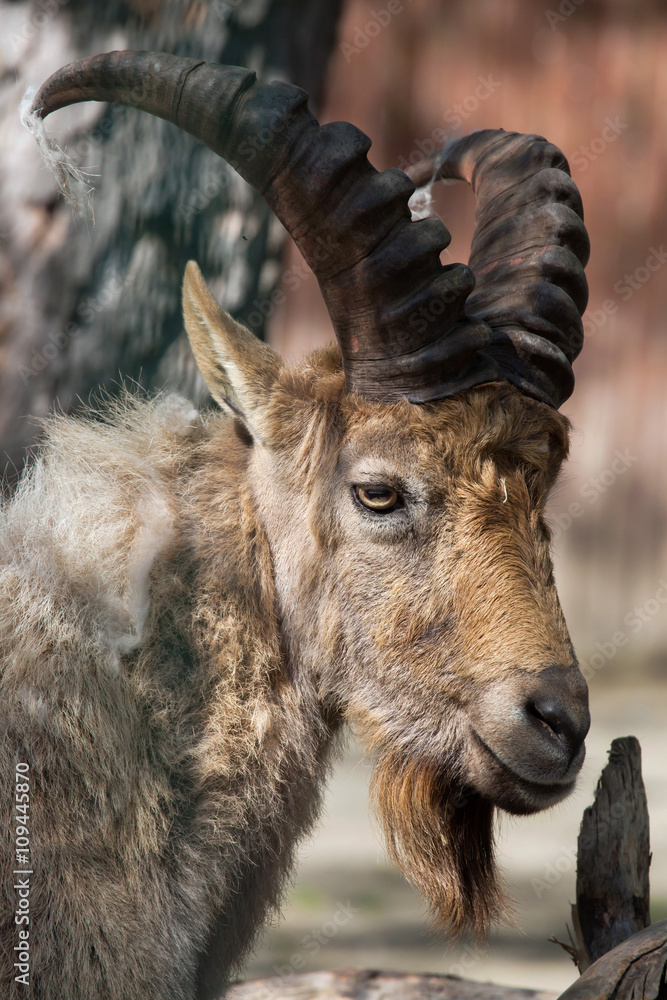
[466,663,590,815]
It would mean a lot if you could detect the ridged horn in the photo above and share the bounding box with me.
[30,53,589,407]
[407,130,590,407]
[29,50,499,402]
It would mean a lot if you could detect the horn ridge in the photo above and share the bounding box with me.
[30,56,589,407]
[407,128,589,407]
[29,50,482,400]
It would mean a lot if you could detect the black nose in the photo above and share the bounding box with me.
[524,666,590,764]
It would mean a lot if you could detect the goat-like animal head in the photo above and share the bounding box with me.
[183,262,588,938]
[29,52,592,939]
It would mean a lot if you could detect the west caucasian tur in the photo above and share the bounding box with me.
[2,51,590,1000]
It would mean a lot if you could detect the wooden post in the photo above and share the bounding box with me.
[553,736,667,998]
[571,736,651,972]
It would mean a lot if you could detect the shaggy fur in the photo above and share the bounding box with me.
[0,264,588,999]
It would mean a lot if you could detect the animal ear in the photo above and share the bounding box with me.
[182,260,283,440]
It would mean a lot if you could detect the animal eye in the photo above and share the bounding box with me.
[354,484,401,512]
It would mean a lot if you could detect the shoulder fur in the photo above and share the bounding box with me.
[0,393,212,670]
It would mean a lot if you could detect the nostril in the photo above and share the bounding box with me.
[524,692,590,762]
[526,699,568,741]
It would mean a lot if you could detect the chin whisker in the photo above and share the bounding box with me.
[370,748,511,939]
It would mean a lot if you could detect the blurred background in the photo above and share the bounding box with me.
[1,0,666,993]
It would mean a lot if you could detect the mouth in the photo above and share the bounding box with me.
[470,730,580,814]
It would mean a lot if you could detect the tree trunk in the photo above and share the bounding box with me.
[0,0,342,479]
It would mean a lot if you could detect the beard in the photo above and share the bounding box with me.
[370,746,509,939]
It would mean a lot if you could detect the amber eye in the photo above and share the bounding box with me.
[354,484,401,512]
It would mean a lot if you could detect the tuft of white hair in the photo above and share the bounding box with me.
[20,85,96,218]
[408,183,437,221]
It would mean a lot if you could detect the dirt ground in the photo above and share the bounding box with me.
[242,680,667,996]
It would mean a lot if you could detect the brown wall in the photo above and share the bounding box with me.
[270,0,667,680]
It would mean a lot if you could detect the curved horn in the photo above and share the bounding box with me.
[407,130,590,407]
[30,54,589,407]
[30,50,498,402]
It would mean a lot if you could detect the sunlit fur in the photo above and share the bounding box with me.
[255,351,576,941]
[1,288,583,998]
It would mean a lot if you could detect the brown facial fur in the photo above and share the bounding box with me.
[249,348,587,938]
